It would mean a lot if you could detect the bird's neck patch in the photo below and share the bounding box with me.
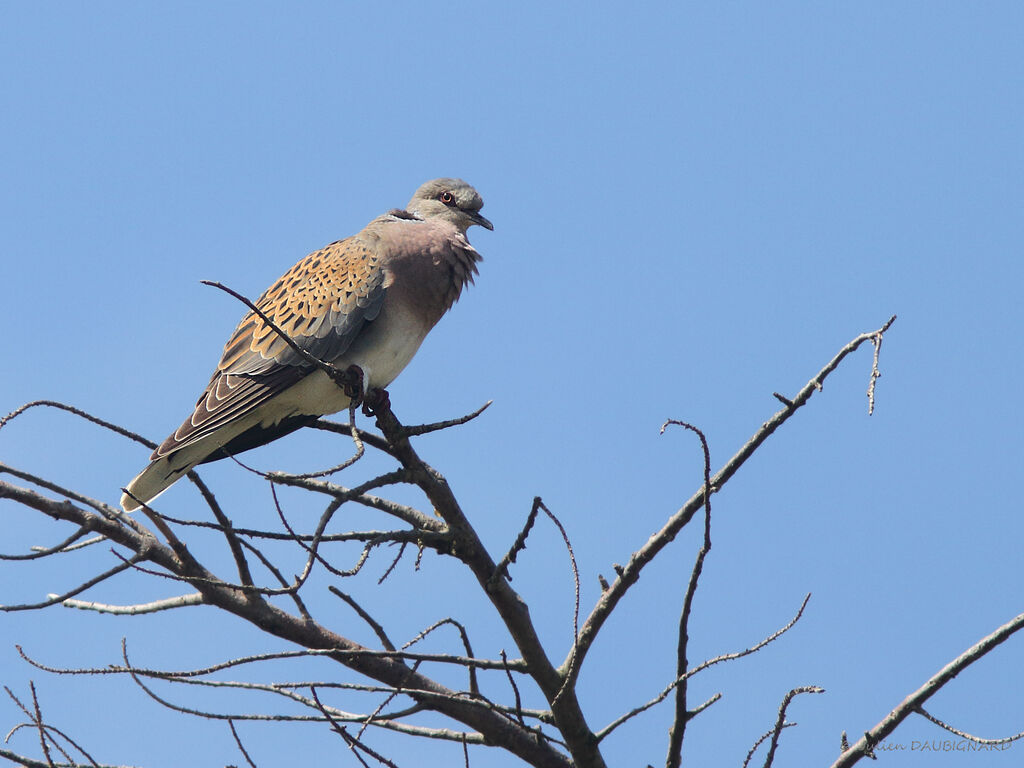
[387,208,422,222]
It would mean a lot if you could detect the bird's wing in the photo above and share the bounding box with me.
[152,235,387,460]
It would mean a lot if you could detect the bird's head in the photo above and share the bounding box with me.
[407,178,493,234]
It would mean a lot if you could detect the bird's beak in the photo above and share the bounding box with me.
[470,211,494,231]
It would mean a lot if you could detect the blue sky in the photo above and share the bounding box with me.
[2,2,1023,766]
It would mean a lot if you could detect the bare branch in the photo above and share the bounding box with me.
[370,406,603,767]
[540,501,580,707]
[0,462,143,531]
[760,686,824,768]
[4,683,105,768]
[1,552,145,612]
[596,595,810,741]
[310,686,400,768]
[282,401,365,480]
[268,486,354,586]
[916,707,1024,745]
[574,318,897,678]
[152,508,438,546]
[184,469,255,588]
[18,644,529,680]
[832,609,1024,768]
[310,419,395,457]
[227,719,258,768]
[56,593,204,614]
[237,536,313,619]
[742,723,796,768]
[402,618,481,697]
[1,317,920,768]
[356,658,424,741]
[0,529,92,561]
[689,693,720,718]
[200,280,362,396]
[688,594,811,677]
[403,400,493,437]
[29,683,53,767]
[377,541,408,584]
[0,399,155,450]
[866,321,891,415]
[110,641,514,746]
[662,420,712,768]
[501,649,527,728]
[490,498,541,587]
[488,496,581,707]
[1,477,573,767]
[102,672,554,729]
[265,471,441,532]
[0,746,132,768]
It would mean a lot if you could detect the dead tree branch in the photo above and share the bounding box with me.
[1,316,941,768]
[832,609,1024,768]
[571,317,897,679]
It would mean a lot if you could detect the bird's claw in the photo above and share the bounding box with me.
[338,365,388,416]
[361,387,390,417]
[341,364,365,400]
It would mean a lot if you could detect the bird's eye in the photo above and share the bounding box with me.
[439,191,455,205]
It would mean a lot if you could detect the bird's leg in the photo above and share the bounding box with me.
[361,387,390,417]
[335,364,389,416]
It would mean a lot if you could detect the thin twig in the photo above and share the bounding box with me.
[356,659,422,742]
[282,401,364,479]
[403,401,493,437]
[540,501,580,708]
[489,498,541,587]
[18,644,528,678]
[3,683,102,768]
[1,553,145,612]
[377,542,408,584]
[185,470,254,588]
[310,419,394,456]
[501,650,526,727]
[662,420,712,768]
[310,687,399,768]
[0,399,156,450]
[237,537,312,619]
[29,683,53,767]
[200,280,361,394]
[916,707,1024,745]
[742,724,796,768]
[866,324,889,415]
[761,686,824,768]
[0,462,144,531]
[227,719,258,768]
[401,618,480,697]
[330,588,397,651]
[596,594,810,741]
[0,529,92,561]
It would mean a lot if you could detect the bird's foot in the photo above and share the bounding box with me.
[362,387,390,417]
[340,364,365,401]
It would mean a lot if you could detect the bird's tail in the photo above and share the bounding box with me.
[120,455,196,511]
[120,412,317,511]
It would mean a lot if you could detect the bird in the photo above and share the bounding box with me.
[120,178,492,511]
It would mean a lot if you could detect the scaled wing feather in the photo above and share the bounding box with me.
[151,236,386,460]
